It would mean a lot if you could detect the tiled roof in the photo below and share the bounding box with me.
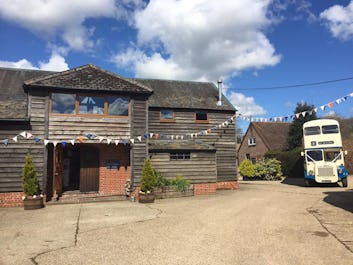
[133,79,235,111]
[25,64,152,94]
[251,122,291,151]
[0,68,53,119]
[149,140,216,151]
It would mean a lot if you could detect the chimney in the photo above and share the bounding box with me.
[217,79,223,106]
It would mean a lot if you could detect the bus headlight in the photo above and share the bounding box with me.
[309,170,314,176]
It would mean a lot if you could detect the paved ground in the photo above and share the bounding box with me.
[1,177,353,265]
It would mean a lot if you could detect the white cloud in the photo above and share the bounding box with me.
[320,1,353,41]
[228,92,266,117]
[0,53,69,71]
[0,0,118,51]
[113,0,281,81]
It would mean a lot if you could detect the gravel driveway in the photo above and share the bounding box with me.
[1,177,353,265]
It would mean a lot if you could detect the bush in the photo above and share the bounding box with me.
[22,153,39,196]
[140,159,157,192]
[239,159,255,178]
[258,159,283,181]
[170,175,190,192]
[155,170,171,187]
[265,148,303,178]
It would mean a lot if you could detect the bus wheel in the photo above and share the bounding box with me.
[304,179,311,187]
[342,178,348,188]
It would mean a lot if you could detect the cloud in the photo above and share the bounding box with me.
[320,1,353,41]
[113,0,281,81]
[228,92,267,117]
[0,53,69,71]
[0,0,118,51]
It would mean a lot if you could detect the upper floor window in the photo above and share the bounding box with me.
[160,109,175,122]
[170,152,191,160]
[248,137,256,146]
[51,93,129,117]
[195,111,208,123]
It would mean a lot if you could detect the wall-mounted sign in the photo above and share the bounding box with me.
[106,160,120,170]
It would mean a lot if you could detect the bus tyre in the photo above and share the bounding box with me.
[304,179,311,187]
[342,178,348,188]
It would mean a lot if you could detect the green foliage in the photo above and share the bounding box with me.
[287,102,317,150]
[241,158,283,180]
[265,148,304,178]
[155,170,171,187]
[22,153,39,196]
[140,159,157,192]
[239,159,255,178]
[170,175,191,192]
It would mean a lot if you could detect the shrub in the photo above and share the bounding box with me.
[239,159,255,178]
[170,175,190,192]
[140,159,157,192]
[252,158,283,181]
[22,153,39,196]
[155,170,171,187]
[265,148,303,178]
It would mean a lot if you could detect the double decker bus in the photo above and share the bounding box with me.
[302,119,348,187]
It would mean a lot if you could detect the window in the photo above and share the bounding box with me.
[108,97,129,116]
[170,152,191,160]
[306,150,323,162]
[304,126,320,135]
[248,137,256,146]
[51,93,129,117]
[79,96,104,114]
[322,125,339,134]
[160,110,174,122]
[52,93,76,114]
[195,111,208,123]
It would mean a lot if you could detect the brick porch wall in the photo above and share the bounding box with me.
[194,183,217,195]
[0,192,24,207]
[217,181,239,190]
[98,145,131,195]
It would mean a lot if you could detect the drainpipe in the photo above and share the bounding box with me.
[217,79,223,106]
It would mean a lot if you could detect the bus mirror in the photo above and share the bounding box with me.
[344,150,348,155]
[300,152,304,157]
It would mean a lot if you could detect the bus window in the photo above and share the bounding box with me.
[324,151,341,162]
[304,126,320,135]
[306,150,323,162]
[322,125,339,134]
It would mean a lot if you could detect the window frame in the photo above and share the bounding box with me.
[195,111,209,123]
[50,92,130,118]
[160,109,175,122]
[248,137,256,146]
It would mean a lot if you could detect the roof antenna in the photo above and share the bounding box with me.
[217,79,223,106]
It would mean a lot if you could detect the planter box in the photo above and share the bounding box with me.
[138,192,155,203]
[23,196,44,210]
[154,186,194,199]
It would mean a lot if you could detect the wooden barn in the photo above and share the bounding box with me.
[0,64,238,207]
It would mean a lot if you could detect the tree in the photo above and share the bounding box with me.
[22,153,39,196]
[287,102,317,150]
[140,158,157,192]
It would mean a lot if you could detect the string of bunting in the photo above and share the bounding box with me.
[1,91,352,146]
[236,91,353,122]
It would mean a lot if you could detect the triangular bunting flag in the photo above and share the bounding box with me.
[313,108,318,113]
[34,137,41,143]
[26,132,33,139]
[70,139,75,145]
[150,133,154,138]
[20,131,27,138]
[320,105,326,111]
[98,137,104,143]
[143,133,149,139]
[86,133,92,139]
[107,139,112,145]
[115,140,120,146]
[78,136,84,143]
[137,136,142,142]
[12,136,18,142]
[295,113,300,119]
[181,135,184,140]
[2,139,9,145]
[130,139,135,144]
[122,139,127,145]
[44,140,50,146]
[301,111,306,117]
[61,141,67,147]
[328,102,334,108]
[53,141,58,147]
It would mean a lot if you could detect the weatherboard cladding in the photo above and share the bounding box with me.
[133,79,235,111]
[25,64,152,94]
[0,68,53,119]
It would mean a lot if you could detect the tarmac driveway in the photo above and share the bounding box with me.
[1,177,353,265]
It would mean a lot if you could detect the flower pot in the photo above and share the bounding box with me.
[139,192,155,203]
[23,196,44,210]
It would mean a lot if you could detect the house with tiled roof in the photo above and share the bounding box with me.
[0,64,238,207]
[238,122,291,164]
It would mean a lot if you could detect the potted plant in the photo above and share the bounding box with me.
[139,158,157,203]
[22,153,44,210]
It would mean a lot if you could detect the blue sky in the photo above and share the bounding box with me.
[1,0,353,132]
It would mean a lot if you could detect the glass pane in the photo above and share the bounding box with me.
[161,110,173,119]
[322,125,339,134]
[79,96,104,114]
[108,97,129,116]
[196,111,207,120]
[52,93,75,114]
[304,126,320,135]
[306,150,323,161]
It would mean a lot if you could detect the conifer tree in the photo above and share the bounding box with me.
[22,153,39,196]
[140,158,157,192]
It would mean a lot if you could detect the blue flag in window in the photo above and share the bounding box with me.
[34,137,41,143]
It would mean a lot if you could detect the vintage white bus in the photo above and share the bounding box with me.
[302,119,348,187]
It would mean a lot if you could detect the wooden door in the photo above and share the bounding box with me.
[53,145,63,197]
[80,146,99,192]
